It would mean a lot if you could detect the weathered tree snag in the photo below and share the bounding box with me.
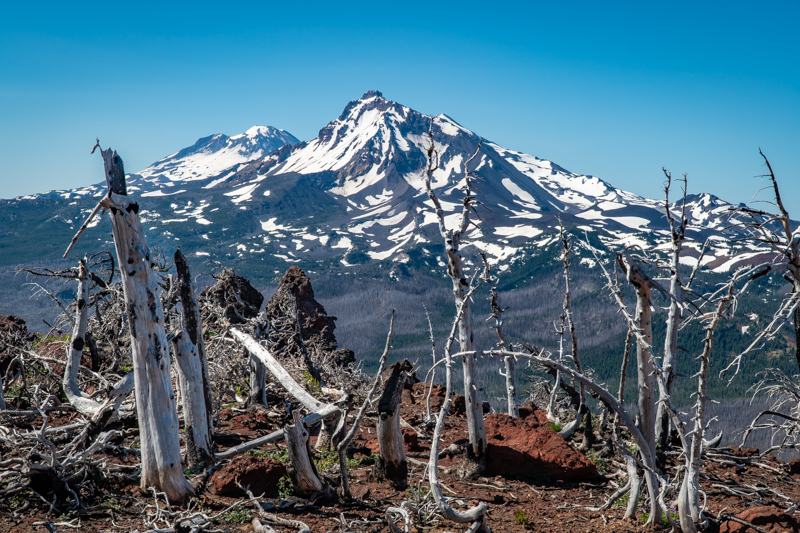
[62,257,134,424]
[423,124,487,478]
[63,258,103,418]
[247,353,268,407]
[617,252,660,523]
[375,360,408,489]
[172,249,213,467]
[170,330,213,467]
[284,409,326,497]
[94,143,193,501]
[337,311,395,499]
[229,328,327,413]
[174,248,213,437]
[482,255,517,417]
[656,170,687,450]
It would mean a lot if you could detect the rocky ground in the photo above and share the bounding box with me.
[3,376,800,533]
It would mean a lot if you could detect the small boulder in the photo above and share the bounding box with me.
[719,505,800,533]
[210,456,286,497]
[484,402,599,482]
[401,427,423,452]
[788,457,800,476]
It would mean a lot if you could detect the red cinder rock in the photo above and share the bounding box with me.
[401,427,423,452]
[483,402,599,482]
[210,456,287,497]
[719,505,800,533]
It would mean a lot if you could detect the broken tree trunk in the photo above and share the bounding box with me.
[173,248,214,467]
[63,257,134,424]
[284,409,326,497]
[247,353,268,407]
[423,129,487,478]
[63,258,104,417]
[617,252,660,524]
[170,330,213,467]
[229,328,327,413]
[95,144,193,501]
[375,360,408,489]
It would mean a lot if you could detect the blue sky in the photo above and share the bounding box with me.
[1,1,798,211]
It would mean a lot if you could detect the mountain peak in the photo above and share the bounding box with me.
[361,90,384,100]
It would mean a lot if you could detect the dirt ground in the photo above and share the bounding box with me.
[3,382,800,533]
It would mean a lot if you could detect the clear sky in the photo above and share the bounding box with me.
[1,1,798,212]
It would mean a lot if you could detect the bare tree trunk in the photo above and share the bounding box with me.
[63,258,135,424]
[172,248,213,467]
[337,311,394,499]
[618,252,660,524]
[63,258,103,417]
[423,128,487,477]
[375,361,408,489]
[170,330,213,467]
[657,170,686,450]
[483,255,517,417]
[284,410,325,497]
[96,144,193,501]
[247,353,268,407]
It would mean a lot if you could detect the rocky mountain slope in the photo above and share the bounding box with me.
[0,91,775,274]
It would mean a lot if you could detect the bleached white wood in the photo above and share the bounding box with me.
[63,257,134,424]
[229,328,326,413]
[284,409,324,496]
[171,330,213,467]
[97,145,193,501]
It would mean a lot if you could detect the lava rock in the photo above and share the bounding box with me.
[483,402,600,482]
[720,505,800,533]
[209,456,287,497]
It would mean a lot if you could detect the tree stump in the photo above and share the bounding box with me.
[374,360,408,489]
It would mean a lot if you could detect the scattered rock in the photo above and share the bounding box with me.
[209,456,287,497]
[401,427,423,452]
[483,402,600,482]
[719,505,800,533]
[351,485,371,500]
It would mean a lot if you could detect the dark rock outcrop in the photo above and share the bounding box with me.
[266,266,354,366]
[200,269,264,325]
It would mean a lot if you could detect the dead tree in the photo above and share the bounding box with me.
[62,258,134,426]
[725,150,800,374]
[375,361,408,488]
[284,409,327,498]
[656,169,688,449]
[481,254,517,417]
[84,141,193,501]
[427,281,490,533]
[615,250,667,523]
[423,122,487,477]
[170,248,213,467]
[334,311,394,499]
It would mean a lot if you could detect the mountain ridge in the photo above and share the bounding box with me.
[2,91,778,275]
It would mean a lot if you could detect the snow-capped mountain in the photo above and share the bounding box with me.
[3,91,774,273]
[26,126,299,200]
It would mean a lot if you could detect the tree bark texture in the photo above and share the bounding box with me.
[174,248,214,440]
[99,146,193,501]
[284,409,325,497]
[375,361,408,489]
[620,254,660,524]
[170,330,213,467]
